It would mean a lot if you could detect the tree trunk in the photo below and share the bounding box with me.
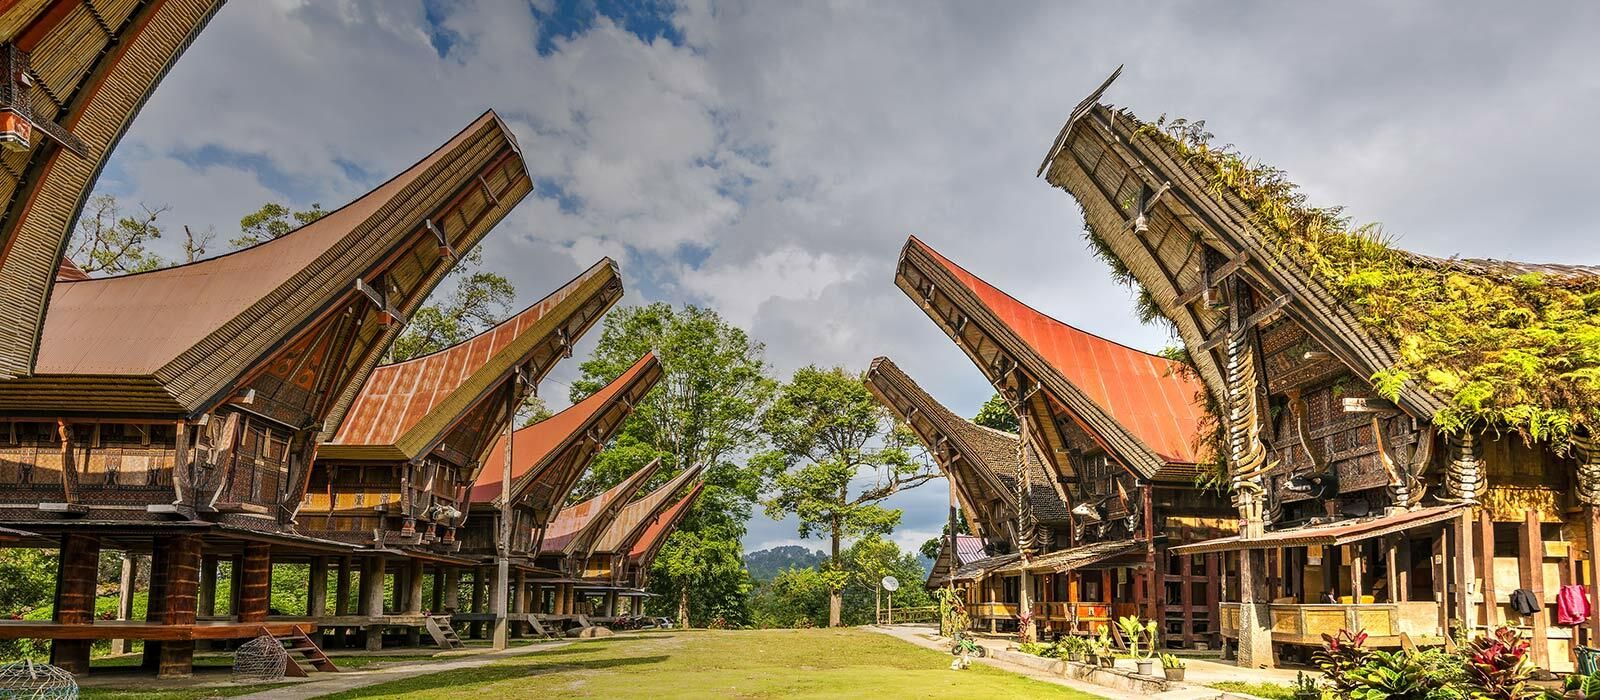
[677,585,690,628]
[829,523,843,627]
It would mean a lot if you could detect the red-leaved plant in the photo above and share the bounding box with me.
[1313,628,1370,694]
[1465,626,1538,699]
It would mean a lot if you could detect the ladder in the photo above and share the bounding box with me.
[274,625,340,675]
[424,615,465,650]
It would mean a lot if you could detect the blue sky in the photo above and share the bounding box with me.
[95,0,1600,556]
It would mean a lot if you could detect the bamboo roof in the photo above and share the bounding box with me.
[0,111,531,421]
[0,0,224,379]
[865,356,1067,542]
[627,480,703,566]
[469,353,660,529]
[591,463,702,555]
[323,258,622,463]
[895,237,1209,481]
[1038,71,1600,440]
[540,458,661,558]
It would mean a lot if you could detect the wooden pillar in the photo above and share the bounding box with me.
[113,552,140,655]
[527,582,541,614]
[238,542,271,623]
[1587,507,1600,648]
[1236,547,1274,669]
[153,535,203,678]
[1521,510,1550,668]
[198,556,219,616]
[1206,554,1221,648]
[228,554,244,618]
[431,566,445,613]
[335,557,352,615]
[469,566,485,638]
[1180,552,1195,646]
[1432,529,1449,634]
[1478,511,1496,630]
[1397,537,1413,603]
[1349,544,1364,602]
[443,567,461,613]
[142,541,170,671]
[50,533,101,674]
[362,557,386,651]
[405,558,424,615]
[308,557,329,617]
[1455,509,1476,627]
[510,569,526,637]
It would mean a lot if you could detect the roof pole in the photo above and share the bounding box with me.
[491,385,514,650]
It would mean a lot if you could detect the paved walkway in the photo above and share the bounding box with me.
[232,640,571,700]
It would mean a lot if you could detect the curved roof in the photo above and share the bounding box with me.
[469,352,661,505]
[899,237,1208,472]
[540,458,661,557]
[628,481,704,562]
[0,111,531,418]
[325,258,622,461]
[0,0,225,378]
[592,464,702,554]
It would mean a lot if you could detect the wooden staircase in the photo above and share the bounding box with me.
[269,625,340,676]
[424,615,465,650]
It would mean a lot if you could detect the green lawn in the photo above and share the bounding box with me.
[319,628,1101,699]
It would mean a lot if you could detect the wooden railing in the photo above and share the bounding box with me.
[1219,602,1444,646]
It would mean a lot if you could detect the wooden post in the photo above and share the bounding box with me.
[1521,510,1550,669]
[1587,506,1600,648]
[1180,552,1194,646]
[199,556,218,616]
[510,569,526,638]
[431,566,445,613]
[362,557,386,651]
[1432,529,1449,634]
[154,535,203,678]
[335,557,352,614]
[228,554,243,618]
[1384,537,1399,604]
[443,567,461,613]
[49,533,100,674]
[113,552,139,655]
[1206,554,1221,648]
[1455,509,1476,629]
[142,540,170,671]
[308,557,329,617]
[492,388,515,650]
[469,566,485,638]
[238,542,271,623]
[1350,544,1364,602]
[1478,510,1496,631]
[1237,547,1274,668]
[1397,537,1413,603]
[405,558,424,615]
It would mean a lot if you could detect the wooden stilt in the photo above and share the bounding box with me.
[469,566,485,639]
[443,567,460,613]
[1455,509,1476,628]
[154,535,203,679]
[49,533,100,674]
[431,566,445,613]
[142,540,170,671]
[199,556,218,617]
[1180,552,1194,647]
[113,552,139,655]
[1478,510,1496,631]
[405,559,424,615]
[362,557,386,651]
[238,542,271,623]
[1521,510,1550,668]
[308,557,329,617]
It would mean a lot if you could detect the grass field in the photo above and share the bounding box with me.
[315,628,1100,699]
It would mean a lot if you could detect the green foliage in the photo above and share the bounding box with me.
[1555,672,1600,699]
[1115,615,1157,660]
[759,365,938,624]
[386,248,517,363]
[66,194,170,274]
[1159,653,1185,670]
[1313,626,1538,700]
[1137,115,1600,446]
[749,537,930,629]
[973,394,1018,433]
[231,201,327,249]
[744,546,828,584]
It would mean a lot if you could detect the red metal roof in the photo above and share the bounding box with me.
[331,260,614,448]
[908,237,1208,465]
[628,482,704,561]
[469,352,657,503]
[594,464,702,554]
[540,458,661,555]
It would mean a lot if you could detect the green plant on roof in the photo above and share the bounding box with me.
[1088,113,1600,449]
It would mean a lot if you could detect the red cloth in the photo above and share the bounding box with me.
[1558,584,1591,626]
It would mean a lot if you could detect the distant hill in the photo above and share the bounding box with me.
[743,545,828,582]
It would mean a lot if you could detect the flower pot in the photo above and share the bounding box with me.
[1066,652,1082,663]
[1135,659,1154,676]
[1163,667,1185,681]
[1099,655,1115,668]
[1292,691,1320,700]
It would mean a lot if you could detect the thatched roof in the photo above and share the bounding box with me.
[1039,71,1600,444]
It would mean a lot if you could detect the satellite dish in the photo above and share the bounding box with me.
[881,575,900,592]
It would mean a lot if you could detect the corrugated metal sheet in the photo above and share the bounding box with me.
[908,237,1208,466]
[0,0,225,378]
[469,353,659,503]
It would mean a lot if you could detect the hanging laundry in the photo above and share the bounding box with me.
[1510,588,1541,617]
[1558,584,1592,626]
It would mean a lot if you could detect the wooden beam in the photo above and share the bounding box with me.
[1521,511,1550,668]
[1478,511,1496,630]
[1175,251,1250,306]
[1588,506,1600,648]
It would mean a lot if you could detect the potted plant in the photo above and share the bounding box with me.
[1095,629,1116,667]
[1117,615,1158,676]
[1061,635,1087,663]
[1291,671,1321,700]
[1159,653,1186,682]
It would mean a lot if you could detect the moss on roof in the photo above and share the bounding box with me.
[1132,114,1600,447]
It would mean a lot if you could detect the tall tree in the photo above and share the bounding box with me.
[230,201,327,249]
[759,365,938,627]
[568,303,774,627]
[67,194,169,274]
[974,393,1019,432]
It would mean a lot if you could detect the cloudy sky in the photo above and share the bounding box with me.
[95,0,1600,556]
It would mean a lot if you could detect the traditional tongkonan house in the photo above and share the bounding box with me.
[619,479,706,616]
[536,458,663,619]
[892,237,1234,647]
[864,356,1077,636]
[583,464,704,621]
[298,258,622,649]
[1037,70,1600,670]
[0,0,224,379]
[459,353,663,635]
[0,111,532,677]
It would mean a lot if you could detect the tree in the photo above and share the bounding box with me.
[759,365,938,627]
[231,201,327,249]
[66,194,169,274]
[974,393,1019,432]
[181,225,215,263]
[386,248,517,362]
[567,303,774,627]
